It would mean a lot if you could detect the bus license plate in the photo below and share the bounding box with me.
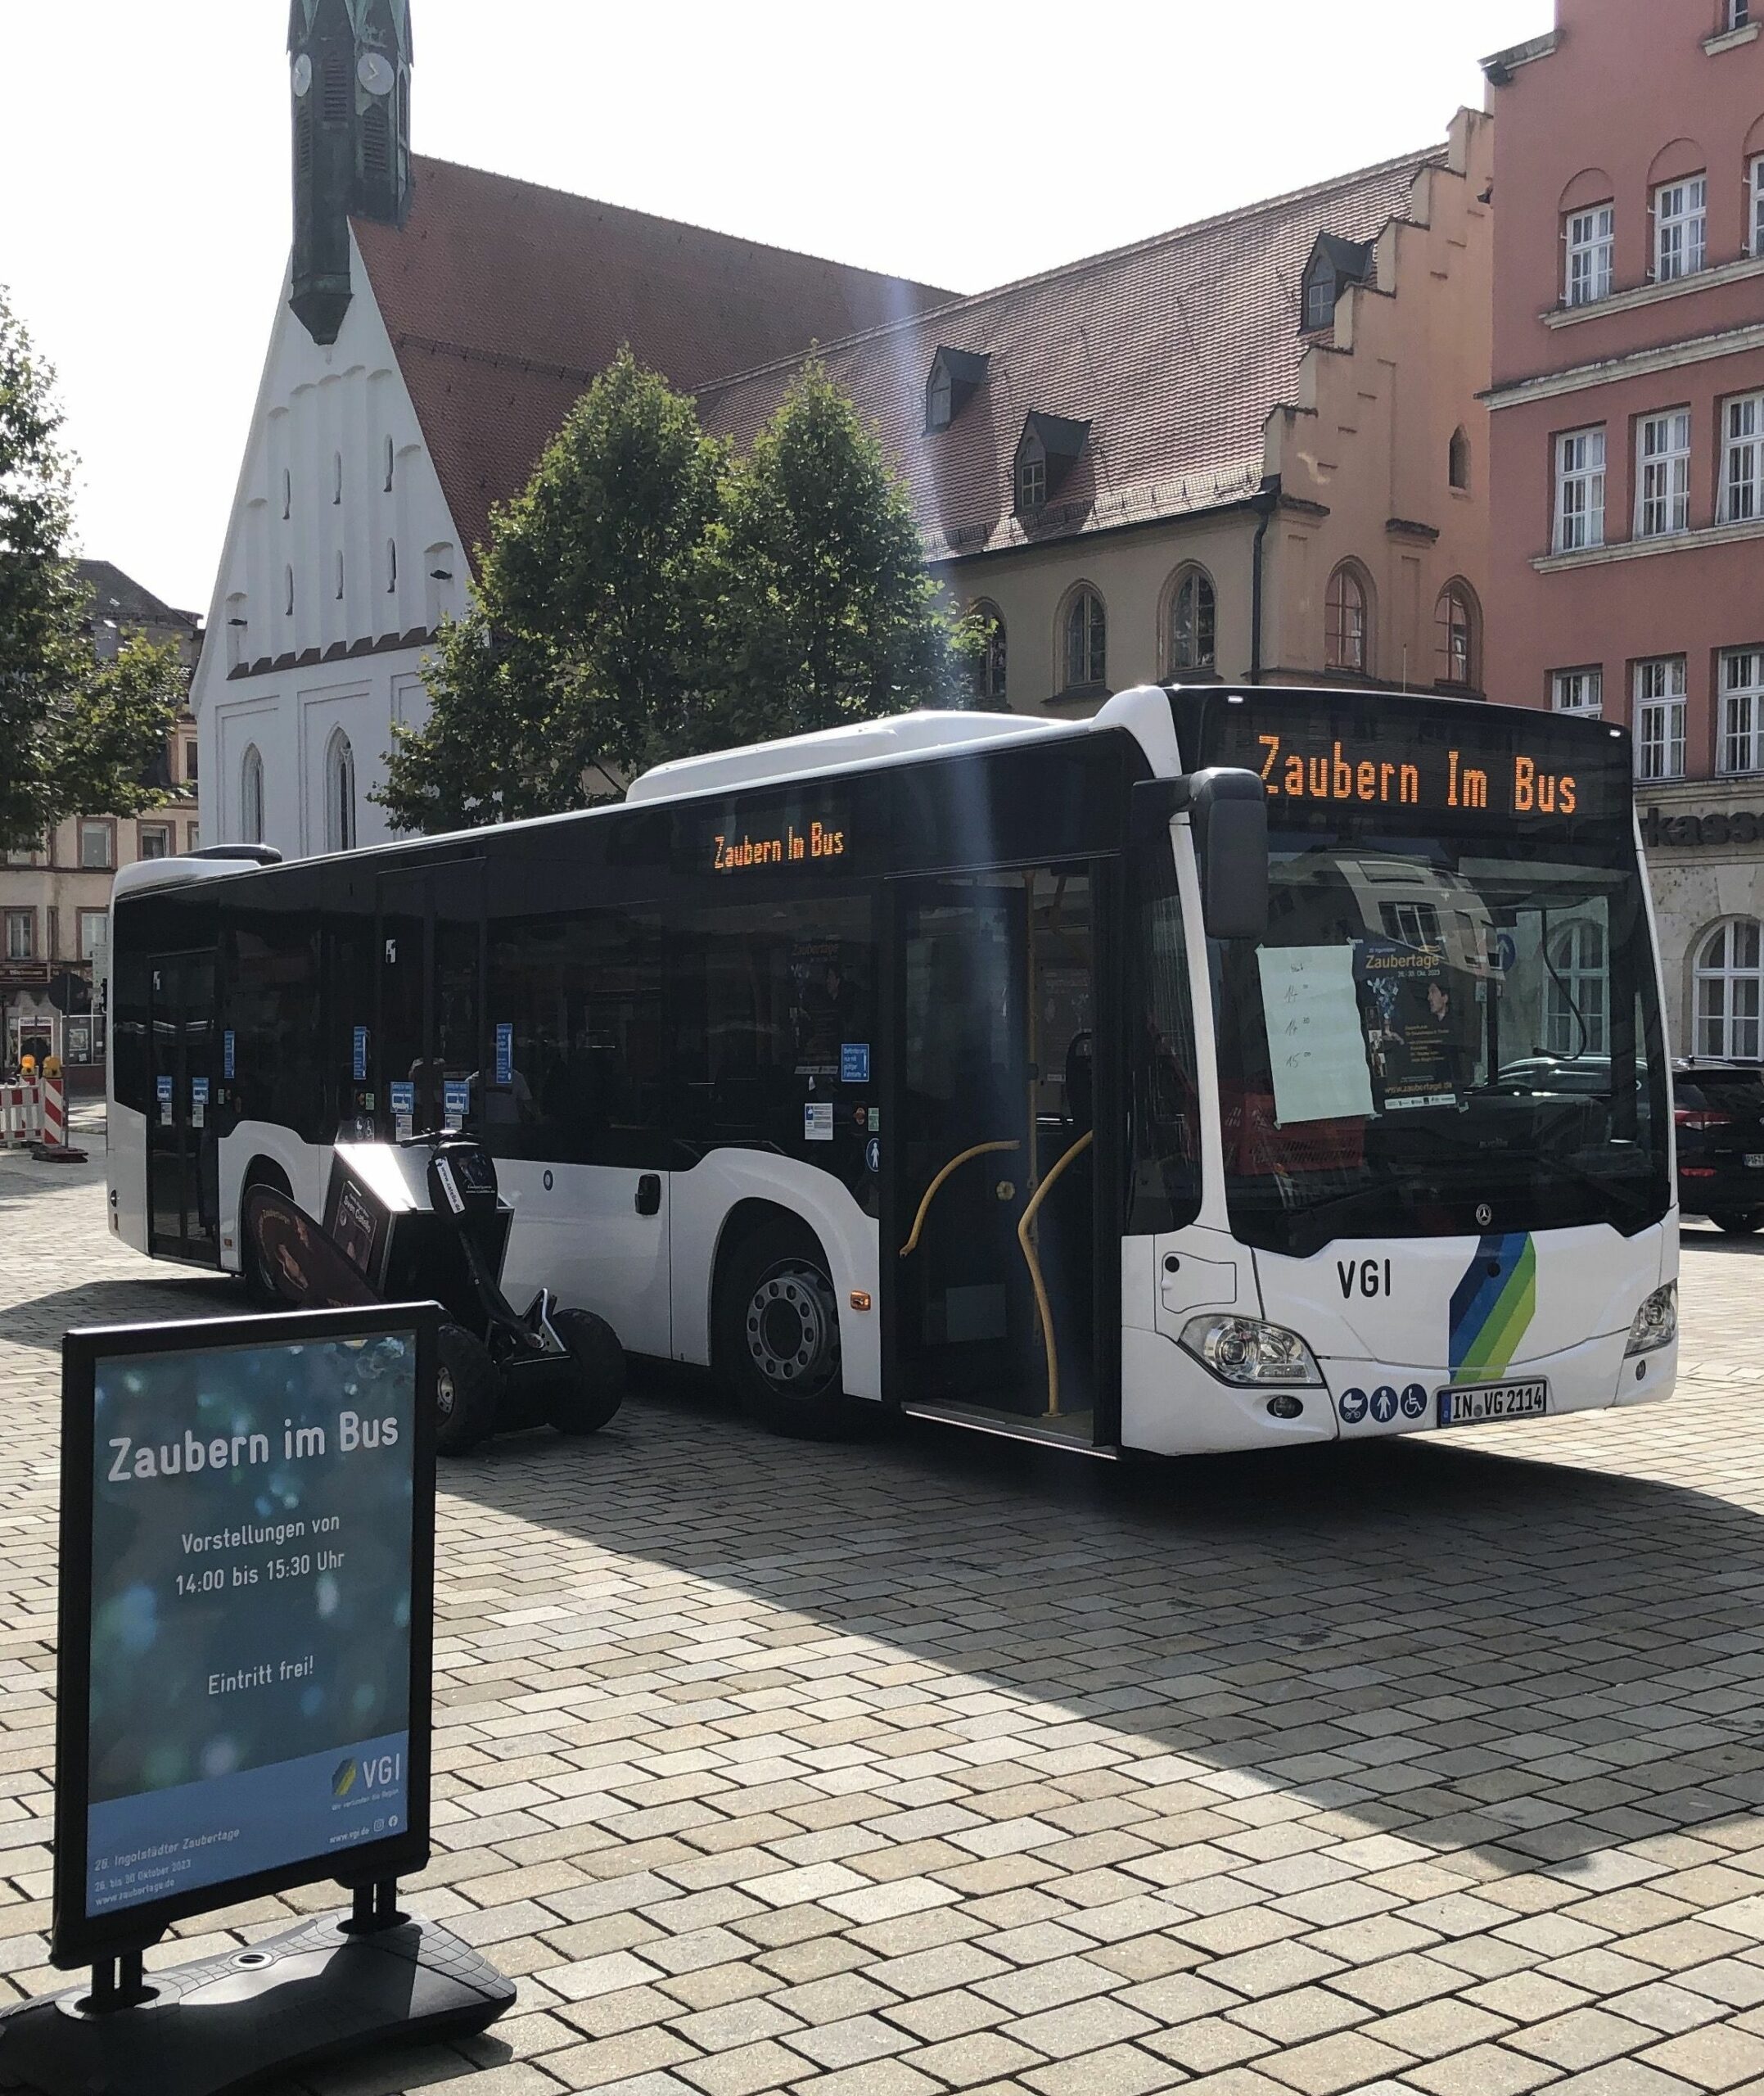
[1438,1380,1548,1427]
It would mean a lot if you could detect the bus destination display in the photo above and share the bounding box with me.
[1194,695,1624,824]
[81,1332,418,1923]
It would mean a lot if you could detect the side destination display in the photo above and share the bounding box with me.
[53,1305,438,1967]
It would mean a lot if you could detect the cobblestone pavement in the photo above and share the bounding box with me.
[5,1148,1764,2096]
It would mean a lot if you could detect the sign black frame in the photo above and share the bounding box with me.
[52,1303,439,1971]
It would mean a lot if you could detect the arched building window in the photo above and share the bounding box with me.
[324,729,357,855]
[971,601,1007,704]
[241,744,265,847]
[1062,586,1107,692]
[1695,919,1764,1059]
[1546,919,1608,1055]
[284,565,295,617]
[1449,427,1471,491]
[386,539,398,595]
[1167,567,1216,675]
[1325,562,1371,673]
[1435,580,1479,689]
[383,436,395,492]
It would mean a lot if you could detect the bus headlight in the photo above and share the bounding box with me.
[1625,1282,1677,1357]
[1180,1315,1323,1387]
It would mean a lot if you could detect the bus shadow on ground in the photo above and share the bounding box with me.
[441,1367,1764,1879]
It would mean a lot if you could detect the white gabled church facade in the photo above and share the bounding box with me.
[192,230,458,860]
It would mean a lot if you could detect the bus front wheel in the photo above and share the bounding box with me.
[715,1221,855,1439]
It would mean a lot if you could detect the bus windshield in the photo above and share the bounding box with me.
[1179,691,1670,1258]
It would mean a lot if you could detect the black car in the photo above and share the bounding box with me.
[1675,1059,1764,1233]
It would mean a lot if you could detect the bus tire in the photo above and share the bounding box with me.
[435,1322,499,1457]
[548,1308,626,1436]
[715,1219,855,1439]
[238,1162,291,1306]
[1713,1210,1762,1236]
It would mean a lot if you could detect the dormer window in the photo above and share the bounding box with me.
[1300,233,1374,334]
[1013,413,1090,513]
[1017,440,1047,511]
[924,346,990,432]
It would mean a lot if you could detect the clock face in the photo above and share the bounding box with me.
[291,53,312,97]
[358,52,395,96]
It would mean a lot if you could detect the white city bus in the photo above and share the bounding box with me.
[107,684,1678,1455]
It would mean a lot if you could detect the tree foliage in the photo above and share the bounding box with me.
[0,287,185,852]
[377,353,975,834]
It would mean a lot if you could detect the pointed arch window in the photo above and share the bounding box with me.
[1325,563,1371,674]
[241,744,265,847]
[386,539,398,594]
[1695,919,1764,1059]
[284,565,295,617]
[336,549,345,601]
[383,436,395,492]
[324,730,357,855]
[1435,580,1479,689]
[282,468,291,521]
[333,450,343,504]
[1169,567,1217,674]
[971,602,1007,703]
[1449,427,1471,491]
[1062,587,1107,693]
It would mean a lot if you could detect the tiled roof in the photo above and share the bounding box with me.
[353,156,957,562]
[696,150,1441,562]
[74,560,199,630]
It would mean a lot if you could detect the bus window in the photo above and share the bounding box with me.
[1130,869,1202,1234]
[486,905,665,1168]
[323,907,376,1141]
[226,912,320,1139]
[672,893,876,1201]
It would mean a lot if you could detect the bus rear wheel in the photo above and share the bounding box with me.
[715,1221,855,1439]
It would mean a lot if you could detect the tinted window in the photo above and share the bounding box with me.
[673,892,877,1205]
[224,911,320,1140]
[486,906,667,1167]
[1130,866,1202,1234]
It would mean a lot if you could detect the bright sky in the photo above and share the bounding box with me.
[1,0,1550,618]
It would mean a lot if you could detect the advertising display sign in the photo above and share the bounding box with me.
[52,1305,438,1968]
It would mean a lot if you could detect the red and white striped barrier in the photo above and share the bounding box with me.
[1,1082,42,1150]
[32,1075,86,1163]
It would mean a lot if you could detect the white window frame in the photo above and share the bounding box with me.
[1722,392,1764,522]
[1634,657,1687,781]
[1546,919,1608,1056]
[78,820,114,871]
[137,823,172,861]
[3,910,34,963]
[1721,647,1764,775]
[1696,919,1764,1060]
[78,910,107,966]
[1564,204,1614,306]
[1635,409,1692,537]
[1062,588,1107,692]
[1551,667,1603,715]
[1653,175,1708,282]
[1753,156,1764,260]
[1554,427,1606,552]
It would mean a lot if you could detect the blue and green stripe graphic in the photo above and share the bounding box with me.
[1449,1232,1536,1382]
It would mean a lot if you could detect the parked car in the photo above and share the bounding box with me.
[1674,1059,1764,1233]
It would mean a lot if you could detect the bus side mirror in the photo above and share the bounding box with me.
[1189,769,1269,942]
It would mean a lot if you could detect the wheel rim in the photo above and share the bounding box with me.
[436,1363,456,1420]
[743,1262,839,1397]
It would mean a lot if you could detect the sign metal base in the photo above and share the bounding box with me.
[0,1890,514,2096]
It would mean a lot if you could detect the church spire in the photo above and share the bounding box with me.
[288,0,414,345]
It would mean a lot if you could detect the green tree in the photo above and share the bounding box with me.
[709,362,974,750]
[379,353,975,834]
[0,287,184,854]
[377,349,727,832]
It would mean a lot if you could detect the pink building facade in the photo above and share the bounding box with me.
[1484,0,1764,1055]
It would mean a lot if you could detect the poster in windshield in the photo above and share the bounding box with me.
[1355,942,1478,1112]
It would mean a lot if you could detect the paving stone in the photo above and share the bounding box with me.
[7,1170,1764,2096]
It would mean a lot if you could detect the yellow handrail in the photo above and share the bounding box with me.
[899,1139,1020,1258]
[1016,1128,1094,1419]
